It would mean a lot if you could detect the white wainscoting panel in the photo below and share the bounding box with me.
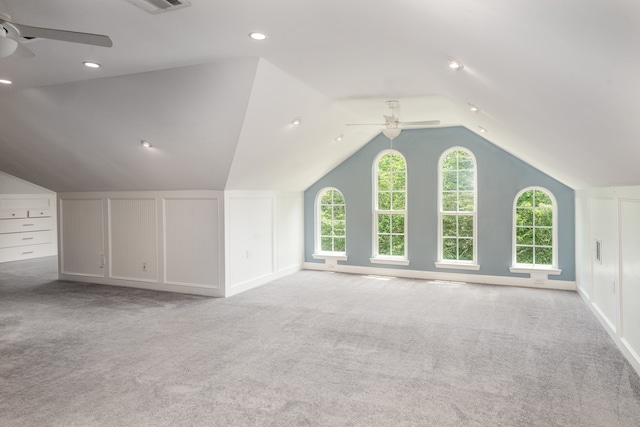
[164,197,220,289]
[619,199,640,360]
[109,198,158,282]
[574,196,591,298]
[277,195,303,272]
[59,198,104,277]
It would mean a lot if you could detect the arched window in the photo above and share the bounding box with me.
[316,188,346,254]
[513,187,557,266]
[437,148,478,269]
[372,150,408,264]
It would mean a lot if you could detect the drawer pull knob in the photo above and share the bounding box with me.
[22,251,34,255]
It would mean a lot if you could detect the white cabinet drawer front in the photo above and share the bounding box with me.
[0,231,54,248]
[0,243,54,262]
[0,217,53,233]
[28,209,53,218]
[0,209,28,220]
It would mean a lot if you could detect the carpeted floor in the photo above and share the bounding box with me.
[1,257,640,426]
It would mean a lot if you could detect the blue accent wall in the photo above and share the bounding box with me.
[304,126,575,281]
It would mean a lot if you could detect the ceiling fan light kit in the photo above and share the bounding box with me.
[0,32,17,58]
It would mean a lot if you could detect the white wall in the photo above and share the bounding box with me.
[576,186,640,375]
[224,191,303,297]
[0,171,54,194]
[59,191,224,296]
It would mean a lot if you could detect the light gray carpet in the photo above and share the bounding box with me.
[1,257,640,426]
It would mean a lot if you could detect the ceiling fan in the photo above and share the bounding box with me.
[0,13,112,58]
[347,100,440,140]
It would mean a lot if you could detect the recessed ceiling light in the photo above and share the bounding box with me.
[448,57,464,70]
[0,79,12,85]
[335,135,343,142]
[249,32,267,41]
[468,103,479,112]
[478,126,487,133]
[83,62,101,68]
[291,117,302,125]
[141,140,152,148]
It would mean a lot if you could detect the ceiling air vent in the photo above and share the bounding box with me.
[126,0,191,14]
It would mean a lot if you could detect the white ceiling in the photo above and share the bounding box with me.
[0,0,639,192]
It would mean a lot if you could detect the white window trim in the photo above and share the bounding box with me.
[437,147,479,265]
[511,186,559,269]
[371,149,409,263]
[314,187,347,256]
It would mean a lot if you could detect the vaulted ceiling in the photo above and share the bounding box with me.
[0,0,638,192]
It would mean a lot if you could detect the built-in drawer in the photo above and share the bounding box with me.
[0,217,53,234]
[28,209,53,218]
[0,209,28,220]
[0,243,54,262]
[0,230,53,249]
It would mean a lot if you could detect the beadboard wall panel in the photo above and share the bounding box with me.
[59,198,104,276]
[164,197,221,289]
[108,198,158,282]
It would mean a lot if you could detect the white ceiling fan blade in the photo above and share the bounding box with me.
[401,120,441,126]
[10,22,112,47]
[346,123,386,126]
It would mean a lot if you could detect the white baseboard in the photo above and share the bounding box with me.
[226,264,302,297]
[577,288,640,378]
[303,262,576,291]
[59,274,224,297]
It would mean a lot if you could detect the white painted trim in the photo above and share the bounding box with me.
[578,287,640,377]
[509,265,562,275]
[435,261,480,271]
[313,253,348,267]
[306,262,575,291]
[370,257,410,266]
[225,264,301,297]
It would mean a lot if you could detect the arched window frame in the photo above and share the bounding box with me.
[509,187,561,275]
[312,188,348,265]
[370,149,409,266]
[435,147,480,270]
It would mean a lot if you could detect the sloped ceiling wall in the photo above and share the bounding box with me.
[0,58,258,192]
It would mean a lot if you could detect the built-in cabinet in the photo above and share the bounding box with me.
[0,196,57,263]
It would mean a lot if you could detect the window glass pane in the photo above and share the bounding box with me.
[459,238,473,261]
[516,208,533,226]
[535,207,552,227]
[334,220,345,236]
[458,216,473,237]
[321,191,332,204]
[378,234,391,256]
[392,235,405,256]
[457,153,473,170]
[535,190,552,207]
[378,214,391,234]
[517,190,534,207]
[321,237,333,252]
[442,215,456,237]
[332,191,345,204]
[443,238,457,260]
[536,247,552,265]
[442,153,457,171]
[320,205,332,221]
[378,154,391,172]
[516,246,533,264]
[334,205,345,220]
[334,237,346,252]
[378,171,391,191]
[320,221,332,236]
[392,192,406,210]
[442,192,457,211]
[391,154,406,171]
[535,228,552,246]
[458,171,474,191]
[392,171,406,191]
[378,192,391,210]
[516,227,533,245]
[391,214,404,234]
[442,171,457,191]
[458,192,474,211]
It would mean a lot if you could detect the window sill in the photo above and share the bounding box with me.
[435,261,480,271]
[370,257,410,266]
[509,265,561,275]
